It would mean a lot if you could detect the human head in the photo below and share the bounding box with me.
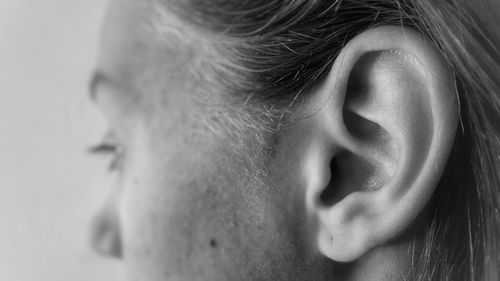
[89,0,500,280]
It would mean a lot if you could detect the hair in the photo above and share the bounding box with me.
[158,0,500,280]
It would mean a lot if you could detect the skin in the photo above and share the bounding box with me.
[90,0,450,280]
[90,0,331,280]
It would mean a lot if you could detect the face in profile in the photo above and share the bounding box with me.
[89,0,321,280]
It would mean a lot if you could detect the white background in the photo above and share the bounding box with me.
[0,1,122,280]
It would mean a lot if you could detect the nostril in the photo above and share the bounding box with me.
[90,210,122,258]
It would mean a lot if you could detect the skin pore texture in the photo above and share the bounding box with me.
[90,0,459,280]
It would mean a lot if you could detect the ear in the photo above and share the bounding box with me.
[297,26,459,262]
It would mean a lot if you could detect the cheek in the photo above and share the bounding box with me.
[118,132,225,278]
[115,113,314,280]
[115,129,244,278]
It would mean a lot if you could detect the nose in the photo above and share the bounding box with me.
[90,208,122,258]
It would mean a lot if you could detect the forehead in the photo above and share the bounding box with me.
[97,0,199,109]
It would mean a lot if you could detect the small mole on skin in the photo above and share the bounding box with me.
[209,239,217,248]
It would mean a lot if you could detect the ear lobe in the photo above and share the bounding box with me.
[301,26,459,262]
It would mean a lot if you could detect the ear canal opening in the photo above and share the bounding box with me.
[319,150,379,207]
[319,157,341,206]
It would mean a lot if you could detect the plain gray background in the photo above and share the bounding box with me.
[0,1,122,280]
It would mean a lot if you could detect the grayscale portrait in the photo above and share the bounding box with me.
[2,0,500,281]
